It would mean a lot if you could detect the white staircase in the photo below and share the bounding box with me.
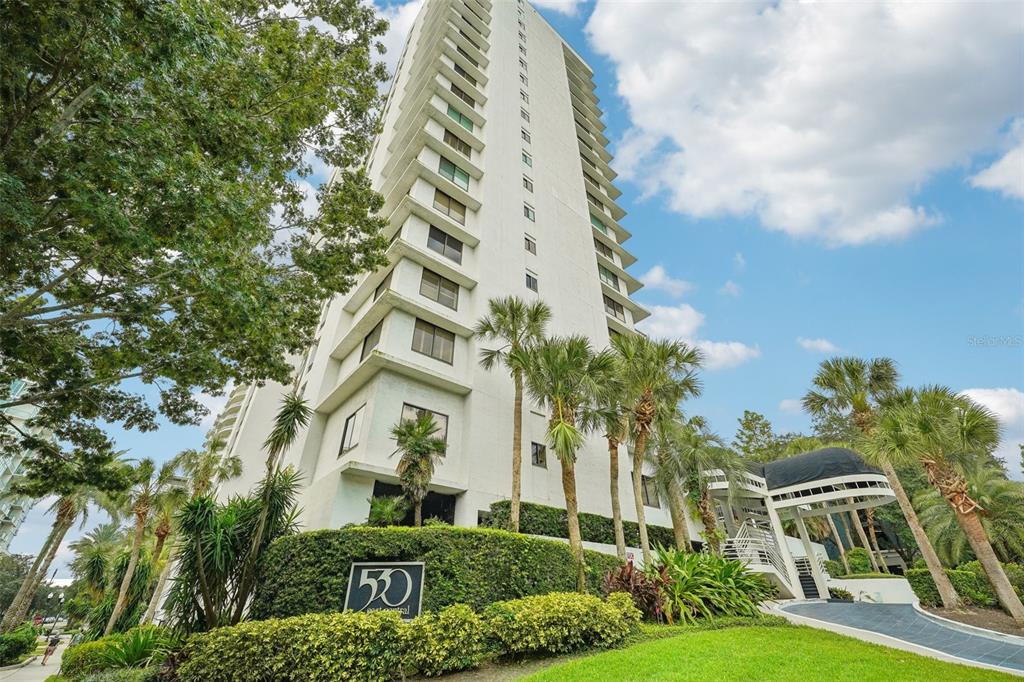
[723,519,796,598]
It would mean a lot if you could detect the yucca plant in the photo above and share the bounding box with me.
[100,626,179,669]
[650,547,769,624]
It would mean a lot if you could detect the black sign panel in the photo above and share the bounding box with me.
[344,562,425,619]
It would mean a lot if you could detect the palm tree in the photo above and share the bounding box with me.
[142,442,242,625]
[674,423,742,554]
[103,458,184,635]
[594,374,630,559]
[474,297,551,533]
[69,523,124,600]
[648,418,695,552]
[915,460,1024,566]
[520,335,615,590]
[826,514,851,573]
[230,392,311,624]
[870,387,1024,623]
[802,357,958,607]
[612,335,702,565]
[391,413,447,526]
[0,484,120,632]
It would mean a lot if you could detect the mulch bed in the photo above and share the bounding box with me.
[924,605,1024,637]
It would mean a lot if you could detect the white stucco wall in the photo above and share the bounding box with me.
[827,577,918,604]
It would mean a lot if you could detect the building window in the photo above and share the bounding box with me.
[590,214,609,235]
[520,90,529,104]
[526,271,538,292]
[453,62,476,87]
[581,153,597,169]
[520,108,530,123]
[518,31,527,42]
[339,404,365,455]
[531,442,547,468]
[598,264,619,291]
[427,226,463,264]
[412,318,455,364]
[586,192,604,210]
[519,44,527,55]
[523,203,535,221]
[458,29,481,51]
[524,235,536,254]
[439,157,470,190]
[521,128,531,144]
[603,295,625,322]
[594,238,614,260]
[443,129,471,158]
[361,321,382,361]
[447,104,473,132]
[584,172,600,189]
[433,189,467,225]
[374,268,394,301]
[520,73,528,86]
[640,475,660,508]
[522,175,533,192]
[456,45,478,68]
[401,403,449,443]
[608,327,621,340]
[521,151,532,167]
[519,57,528,71]
[419,268,459,310]
[450,83,475,107]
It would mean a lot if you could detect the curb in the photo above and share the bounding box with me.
[0,654,39,671]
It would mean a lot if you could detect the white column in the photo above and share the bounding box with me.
[795,512,829,599]
[765,499,803,599]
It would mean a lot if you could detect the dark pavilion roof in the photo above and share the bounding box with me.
[749,447,882,491]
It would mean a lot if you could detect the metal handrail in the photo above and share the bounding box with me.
[723,520,790,587]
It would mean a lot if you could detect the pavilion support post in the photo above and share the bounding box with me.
[765,499,803,599]
[795,512,829,599]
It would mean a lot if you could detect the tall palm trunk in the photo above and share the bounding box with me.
[848,506,880,572]
[143,548,174,625]
[510,372,524,533]
[2,514,72,632]
[865,508,889,573]
[697,490,720,554]
[105,508,147,635]
[664,474,691,551]
[140,526,171,624]
[607,437,626,560]
[826,514,850,574]
[630,427,653,565]
[413,500,423,527]
[558,454,586,592]
[879,461,960,608]
[924,459,1024,623]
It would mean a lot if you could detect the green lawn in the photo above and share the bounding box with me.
[524,626,1016,681]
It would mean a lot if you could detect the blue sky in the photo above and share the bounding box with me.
[14,0,1023,576]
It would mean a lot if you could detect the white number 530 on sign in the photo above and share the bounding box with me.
[344,561,425,619]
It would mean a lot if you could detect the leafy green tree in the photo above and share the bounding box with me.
[803,357,957,606]
[68,522,124,600]
[391,414,447,527]
[0,0,390,496]
[674,422,742,555]
[520,336,615,590]
[732,411,786,462]
[612,335,702,565]
[870,387,1024,623]
[104,458,184,635]
[473,297,551,533]
[915,460,1024,565]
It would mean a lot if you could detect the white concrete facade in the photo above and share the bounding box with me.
[215,0,688,537]
[0,380,45,551]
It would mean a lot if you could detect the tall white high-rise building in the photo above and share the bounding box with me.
[217,0,686,538]
[0,380,43,551]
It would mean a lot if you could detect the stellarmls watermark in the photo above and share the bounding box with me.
[967,335,1023,347]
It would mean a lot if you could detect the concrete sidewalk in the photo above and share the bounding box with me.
[0,637,63,682]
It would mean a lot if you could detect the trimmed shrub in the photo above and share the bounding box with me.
[251,526,622,619]
[60,627,175,681]
[483,592,641,656]
[960,560,1024,598]
[823,559,845,578]
[62,639,118,680]
[486,500,677,548]
[401,604,484,677]
[845,547,873,574]
[0,623,37,666]
[906,568,996,607]
[176,610,406,682]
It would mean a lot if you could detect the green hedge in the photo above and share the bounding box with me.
[485,500,678,549]
[0,624,36,666]
[905,568,996,607]
[959,560,1024,598]
[178,594,636,680]
[251,526,623,619]
[61,639,116,680]
[845,548,873,574]
[484,591,640,656]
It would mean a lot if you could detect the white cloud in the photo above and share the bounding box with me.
[531,0,586,15]
[639,265,693,298]
[638,303,760,370]
[719,280,742,297]
[779,398,803,415]
[970,119,1024,200]
[587,2,1023,246]
[375,0,424,76]
[797,337,839,353]
[192,381,234,427]
[734,252,746,270]
[961,387,1024,479]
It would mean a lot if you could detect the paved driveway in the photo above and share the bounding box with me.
[782,602,1024,673]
